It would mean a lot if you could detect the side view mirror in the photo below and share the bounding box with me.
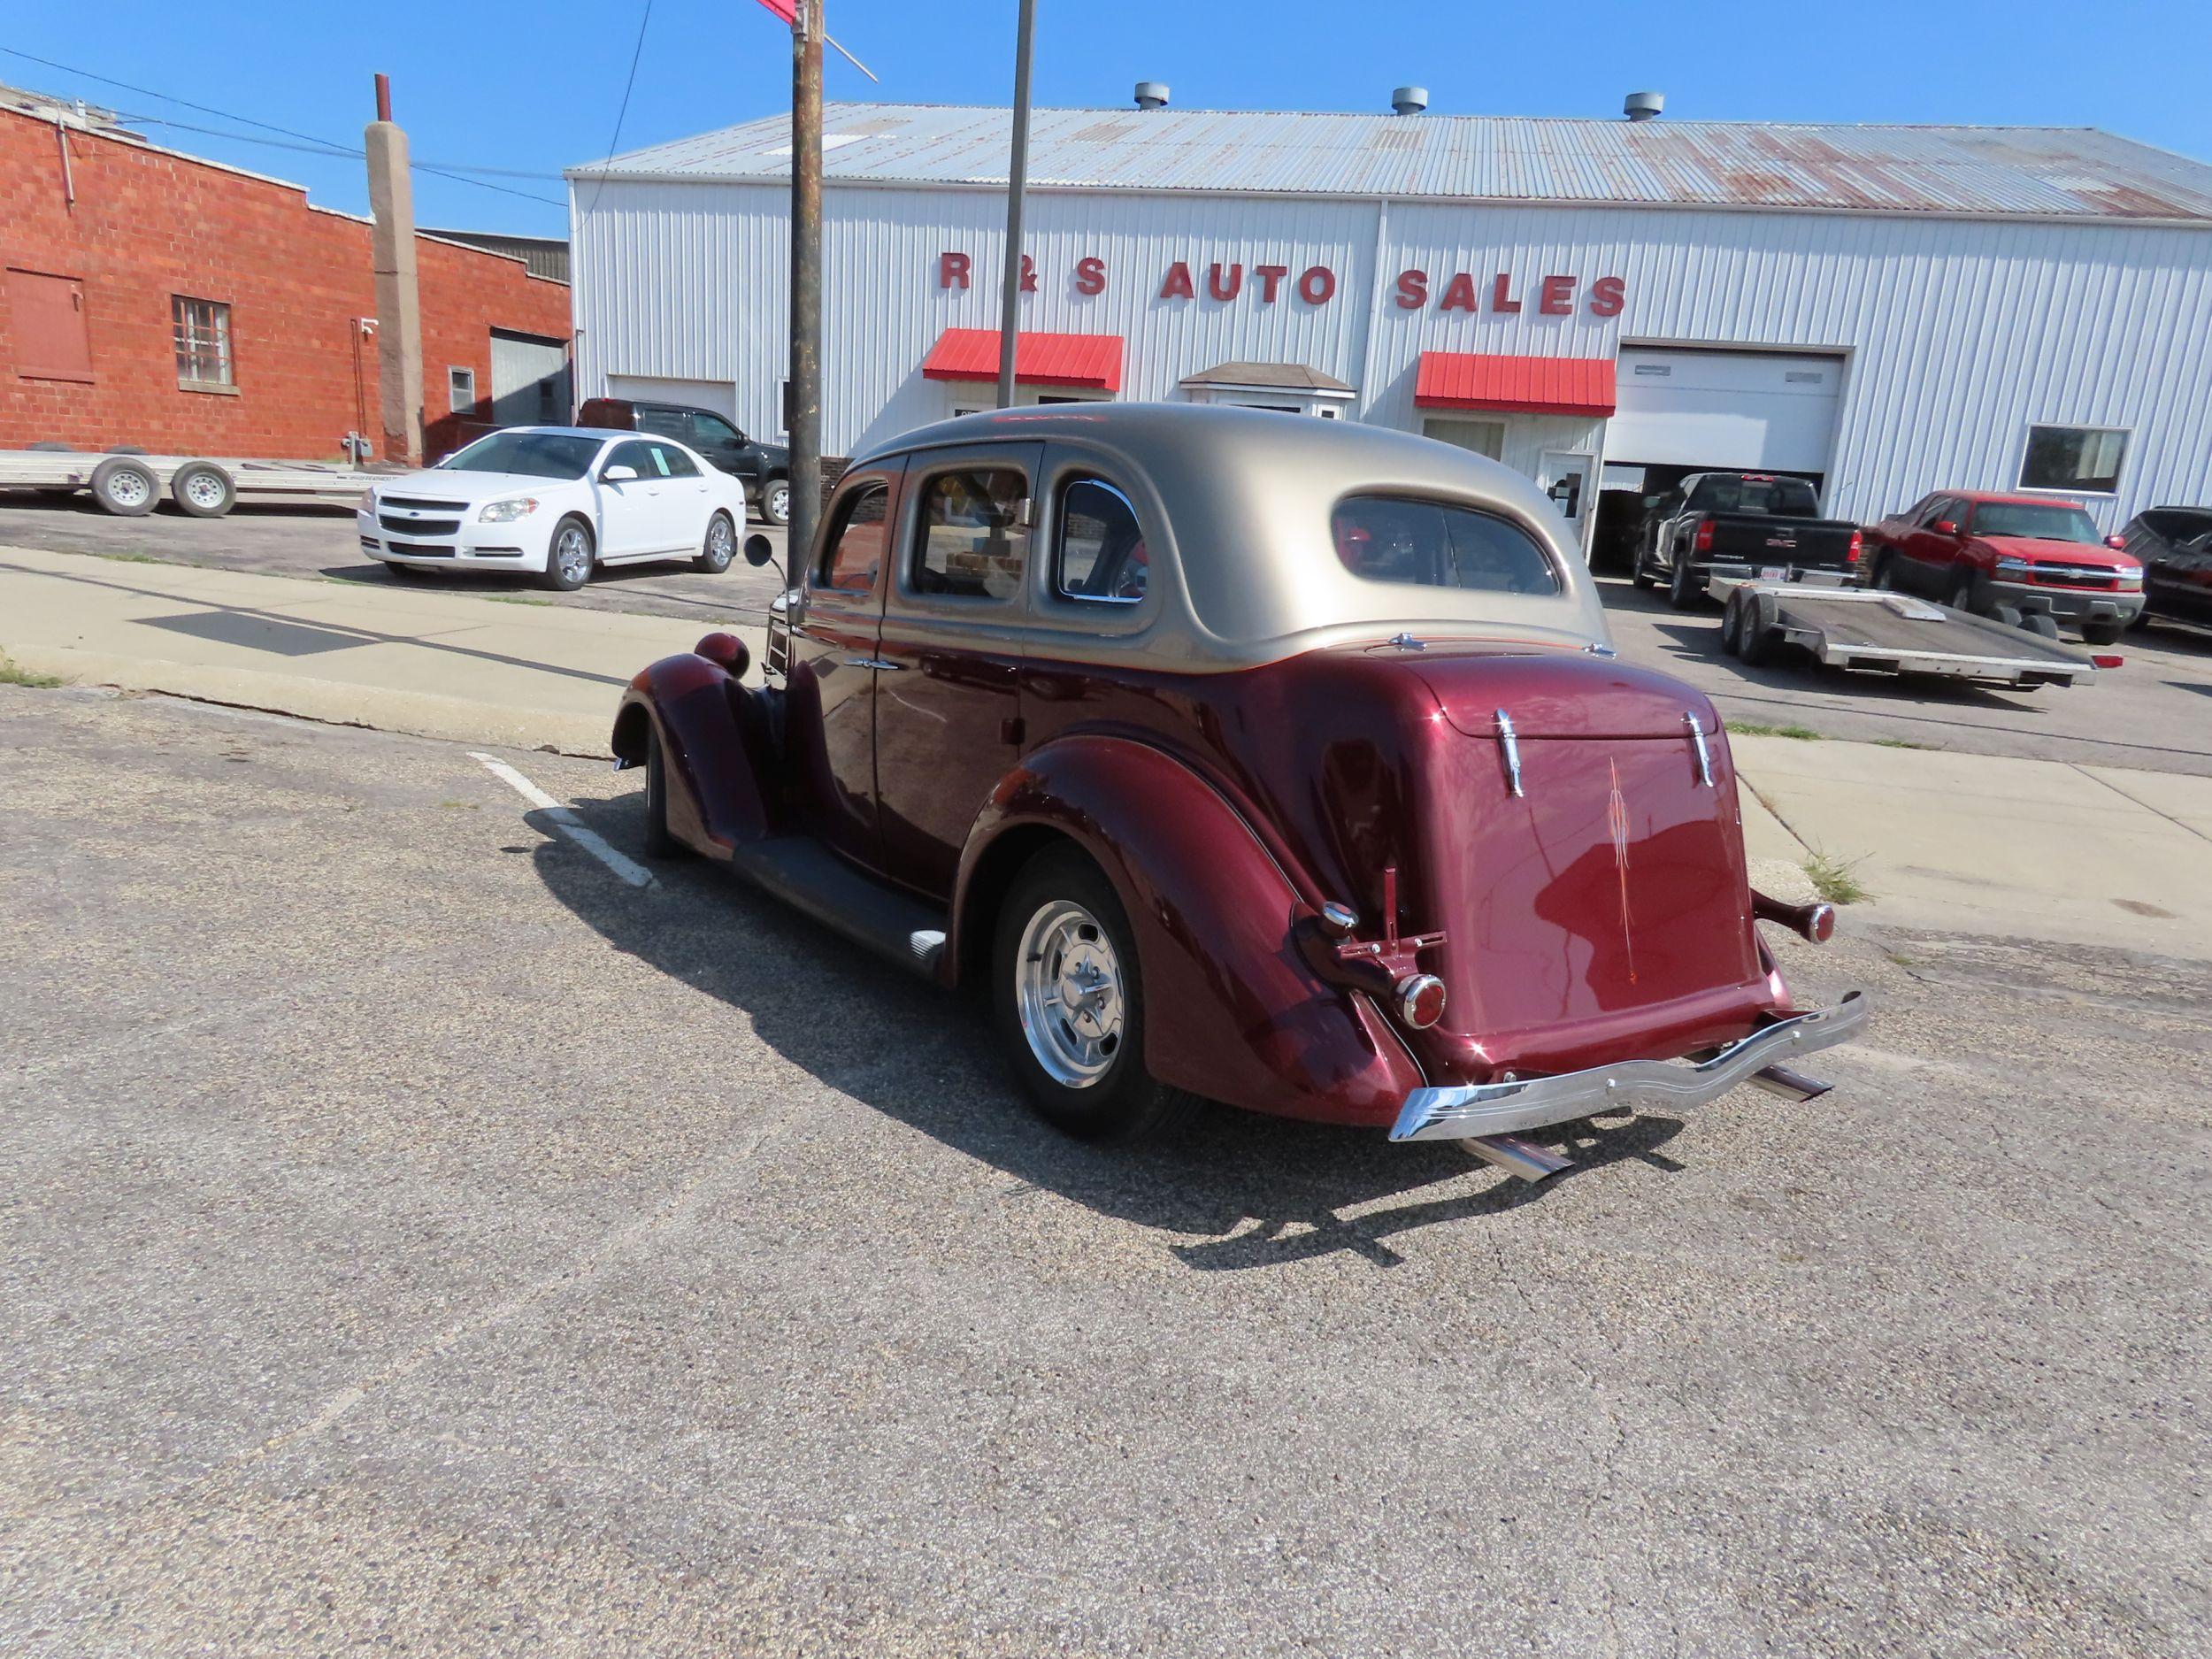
[603,465,640,482]
[1932,519,1958,536]
[743,533,777,568]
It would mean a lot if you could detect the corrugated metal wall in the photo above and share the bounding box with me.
[572,179,2212,528]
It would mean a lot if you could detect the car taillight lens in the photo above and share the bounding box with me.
[1847,528,1863,565]
[1394,974,1447,1029]
[1694,521,1714,553]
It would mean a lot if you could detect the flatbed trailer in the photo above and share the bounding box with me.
[0,449,375,518]
[1707,565,2102,688]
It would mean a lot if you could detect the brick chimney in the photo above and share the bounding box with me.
[365,73,424,465]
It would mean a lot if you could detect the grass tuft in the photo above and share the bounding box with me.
[1730,721,1824,741]
[0,651,64,688]
[490,594,553,607]
[1804,850,1870,905]
[90,549,165,565]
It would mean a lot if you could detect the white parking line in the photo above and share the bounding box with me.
[470,751,656,889]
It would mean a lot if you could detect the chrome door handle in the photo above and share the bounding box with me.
[842,656,903,671]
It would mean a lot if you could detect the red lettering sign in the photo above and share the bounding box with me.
[1298,265,1336,304]
[1489,274,1521,314]
[1588,275,1625,318]
[1439,273,1479,313]
[1394,269,1428,310]
[1255,264,1289,303]
[939,251,972,290]
[1539,275,1574,315]
[1074,256,1106,296]
[1019,254,1038,295]
[1159,261,1194,301]
[1208,262,1243,301]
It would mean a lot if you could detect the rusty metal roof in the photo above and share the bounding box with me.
[572,104,2212,223]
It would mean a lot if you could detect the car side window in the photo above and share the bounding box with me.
[816,483,888,595]
[603,440,657,477]
[692,412,741,449]
[650,442,699,479]
[1055,477,1147,603]
[914,468,1027,601]
[1332,496,1561,595]
[637,407,686,441]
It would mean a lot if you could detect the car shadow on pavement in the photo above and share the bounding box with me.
[528,793,1688,1271]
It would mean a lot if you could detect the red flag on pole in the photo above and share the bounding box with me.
[755,0,797,21]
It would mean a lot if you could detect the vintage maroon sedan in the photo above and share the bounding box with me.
[611,405,1865,1180]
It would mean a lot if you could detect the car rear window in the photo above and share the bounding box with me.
[1330,496,1560,596]
[1688,476,1818,517]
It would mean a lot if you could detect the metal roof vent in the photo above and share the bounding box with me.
[1134,81,1170,110]
[1391,86,1428,116]
[1624,90,1664,122]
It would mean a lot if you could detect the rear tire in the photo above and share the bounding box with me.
[1720,593,1746,656]
[1870,551,1893,590]
[1669,550,1701,609]
[1948,570,1978,614]
[2081,618,2124,646]
[1739,593,1778,667]
[1630,544,1657,590]
[994,845,1196,1144]
[89,457,157,517]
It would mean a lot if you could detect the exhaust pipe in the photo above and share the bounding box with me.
[1747,1064,1832,1102]
[1463,1132,1574,1183]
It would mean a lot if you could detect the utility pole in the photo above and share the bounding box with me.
[787,0,825,568]
[365,73,423,465]
[995,0,1036,411]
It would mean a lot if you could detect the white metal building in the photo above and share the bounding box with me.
[566,96,2212,556]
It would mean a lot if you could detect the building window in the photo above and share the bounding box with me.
[172,296,233,388]
[449,365,477,413]
[2019,425,2128,495]
[1422,417,1507,460]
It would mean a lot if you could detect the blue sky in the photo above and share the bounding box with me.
[7,0,2209,237]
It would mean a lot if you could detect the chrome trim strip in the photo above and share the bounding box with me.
[1494,708,1524,798]
[1685,711,1713,787]
[1389,990,1869,1143]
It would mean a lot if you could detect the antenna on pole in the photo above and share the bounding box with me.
[995,0,1036,411]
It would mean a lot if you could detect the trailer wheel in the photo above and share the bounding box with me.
[89,457,158,517]
[2021,611,2061,641]
[169,462,234,518]
[1739,593,1779,667]
[1720,592,1746,656]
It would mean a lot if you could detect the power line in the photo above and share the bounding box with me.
[581,0,655,224]
[1,44,567,208]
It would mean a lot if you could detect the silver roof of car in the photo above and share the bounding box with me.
[848,403,1611,671]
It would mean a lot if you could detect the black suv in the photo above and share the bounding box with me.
[578,397,791,525]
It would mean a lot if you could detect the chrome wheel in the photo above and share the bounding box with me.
[1015,899,1125,1088]
[703,514,733,567]
[554,525,592,586]
[764,480,791,524]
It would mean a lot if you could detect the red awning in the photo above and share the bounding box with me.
[1413,352,1617,417]
[922,327,1125,392]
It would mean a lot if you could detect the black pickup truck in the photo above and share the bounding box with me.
[1632,472,1863,608]
[578,396,792,525]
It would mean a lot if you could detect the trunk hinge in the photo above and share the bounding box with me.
[1494,708,1525,798]
[1685,711,1714,787]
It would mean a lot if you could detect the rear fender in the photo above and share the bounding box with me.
[611,654,780,856]
[953,734,1424,1127]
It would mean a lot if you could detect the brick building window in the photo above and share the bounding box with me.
[172,296,233,388]
[449,365,477,412]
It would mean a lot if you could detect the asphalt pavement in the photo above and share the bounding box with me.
[4,685,2206,1658]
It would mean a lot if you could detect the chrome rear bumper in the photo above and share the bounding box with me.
[1390,992,1870,1168]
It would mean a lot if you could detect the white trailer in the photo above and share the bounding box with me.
[0,449,372,518]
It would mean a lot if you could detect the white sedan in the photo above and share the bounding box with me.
[358,426,750,591]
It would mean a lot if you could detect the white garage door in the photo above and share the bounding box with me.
[1606,348,1843,475]
[604,374,737,419]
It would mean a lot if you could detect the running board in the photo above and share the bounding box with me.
[727,835,949,979]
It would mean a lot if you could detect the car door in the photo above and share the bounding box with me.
[644,441,713,553]
[1901,495,1960,594]
[871,442,1041,900]
[787,465,902,868]
[595,439,665,557]
[687,411,756,484]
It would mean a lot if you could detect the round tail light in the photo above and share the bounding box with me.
[1395,973,1447,1029]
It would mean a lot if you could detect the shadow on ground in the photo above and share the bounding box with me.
[528,792,1687,1271]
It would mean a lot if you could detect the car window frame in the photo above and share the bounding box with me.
[1330,492,1565,600]
[691,411,742,449]
[898,450,1038,611]
[1050,474,1148,607]
[649,441,700,479]
[810,477,894,598]
[601,439,657,480]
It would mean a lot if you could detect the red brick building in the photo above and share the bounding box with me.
[0,102,571,462]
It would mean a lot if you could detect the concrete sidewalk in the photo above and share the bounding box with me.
[7,542,2207,957]
[1,543,733,755]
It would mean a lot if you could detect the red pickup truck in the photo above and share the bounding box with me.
[1863,489,2145,643]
